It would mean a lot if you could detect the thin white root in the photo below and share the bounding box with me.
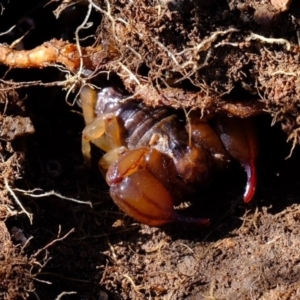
[5,178,34,224]
[13,188,93,208]
[0,25,16,37]
[246,32,291,50]
[55,291,77,300]
[123,274,143,293]
[33,228,75,258]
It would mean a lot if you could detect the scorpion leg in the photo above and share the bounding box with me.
[81,86,98,166]
[81,86,97,124]
[81,86,125,166]
[81,115,107,167]
[82,114,124,149]
[98,146,128,176]
[81,86,107,166]
[216,117,258,203]
[106,148,210,227]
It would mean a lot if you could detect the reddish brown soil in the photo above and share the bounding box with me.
[1,1,300,300]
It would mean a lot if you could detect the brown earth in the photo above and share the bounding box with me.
[1,0,300,299]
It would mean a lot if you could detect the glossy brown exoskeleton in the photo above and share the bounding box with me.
[81,86,257,227]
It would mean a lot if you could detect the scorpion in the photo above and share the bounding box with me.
[81,86,258,227]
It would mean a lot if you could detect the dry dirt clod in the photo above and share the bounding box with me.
[271,0,292,12]
[0,116,35,141]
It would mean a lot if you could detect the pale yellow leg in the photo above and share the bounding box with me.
[82,116,106,167]
[82,133,114,168]
[80,86,97,124]
[102,114,125,148]
[82,116,105,140]
[80,86,126,167]
[82,135,92,168]
[98,146,128,177]
[92,136,112,153]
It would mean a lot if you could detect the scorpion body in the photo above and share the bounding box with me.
[81,86,258,227]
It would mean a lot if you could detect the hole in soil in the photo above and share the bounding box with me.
[6,78,298,298]
[2,1,300,299]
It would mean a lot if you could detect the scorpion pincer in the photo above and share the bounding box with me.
[80,86,258,227]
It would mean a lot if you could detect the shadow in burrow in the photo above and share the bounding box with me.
[173,114,300,242]
[9,80,300,238]
[2,78,300,299]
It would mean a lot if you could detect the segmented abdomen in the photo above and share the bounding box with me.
[96,87,189,153]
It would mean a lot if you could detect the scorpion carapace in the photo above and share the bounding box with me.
[81,86,258,227]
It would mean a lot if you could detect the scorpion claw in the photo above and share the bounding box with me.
[107,167,210,227]
[243,159,257,203]
[81,86,260,227]
[217,117,258,203]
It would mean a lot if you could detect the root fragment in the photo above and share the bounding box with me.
[5,178,33,224]
[0,39,100,71]
[246,32,291,50]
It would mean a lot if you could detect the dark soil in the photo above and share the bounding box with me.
[1,1,300,299]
